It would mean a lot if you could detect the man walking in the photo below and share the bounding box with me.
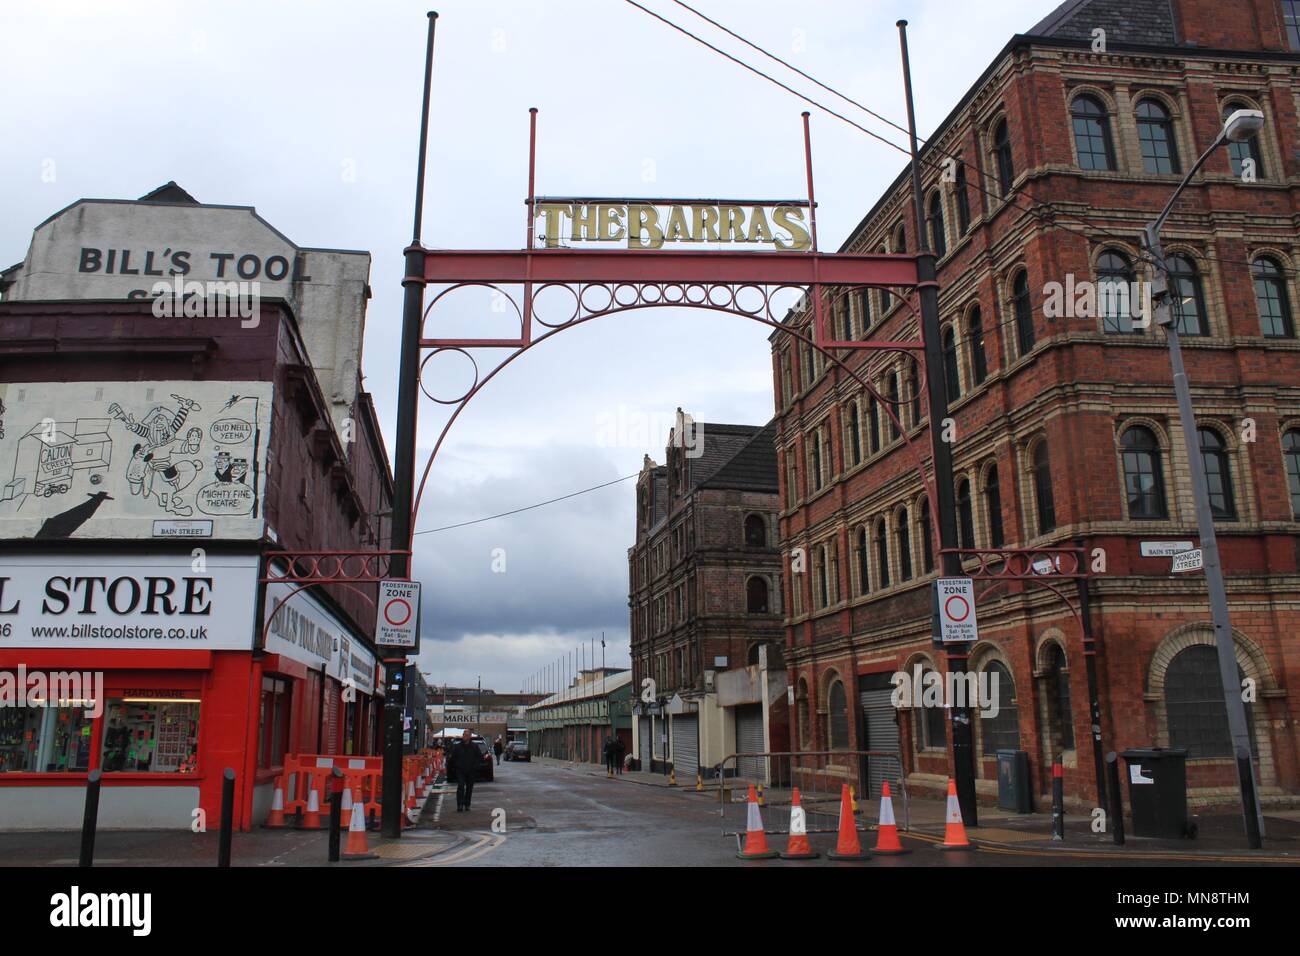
[493,735,504,766]
[614,734,626,775]
[449,729,480,812]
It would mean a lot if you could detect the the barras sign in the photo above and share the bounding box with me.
[531,200,812,251]
[0,553,259,649]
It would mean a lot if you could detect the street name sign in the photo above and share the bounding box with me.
[376,579,421,649]
[934,577,978,644]
[1171,549,1204,574]
[1141,540,1195,557]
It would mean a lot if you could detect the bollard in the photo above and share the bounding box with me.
[1051,760,1064,842]
[1105,752,1125,846]
[327,767,345,862]
[79,769,102,868]
[218,768,236,868]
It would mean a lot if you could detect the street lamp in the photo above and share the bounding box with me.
[1141,107,1265,849]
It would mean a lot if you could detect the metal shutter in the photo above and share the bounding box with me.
[672,714,699,781]
[639,716,652,769]
[324,680,341,755]
[859,688,901,800]
[735,704,765,780]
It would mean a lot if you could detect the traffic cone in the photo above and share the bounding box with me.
[300,778,323,830]
[736,784,779,860]
[340,784,353,816]
[695,772,704,792]
[872,782,911,855]
[669,768,676,787]
[404,778,416,811]
[827,783,871,860]
[780,788,819,859]
[938,778,975,851]
[264,779,288,828]
[342,802,376,860]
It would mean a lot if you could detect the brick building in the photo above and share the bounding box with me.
[773,0,1300,810]
[628,412,788,780]
[0,183,393,829]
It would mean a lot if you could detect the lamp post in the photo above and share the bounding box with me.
[1141,108,1265,849]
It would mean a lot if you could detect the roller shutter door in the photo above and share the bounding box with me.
[734,704,765,780]
[639,716,652,769]
[672,714,699,781]
[859,687,901,800]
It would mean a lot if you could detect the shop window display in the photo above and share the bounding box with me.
[101,699,200,773]
[0,706,93,773]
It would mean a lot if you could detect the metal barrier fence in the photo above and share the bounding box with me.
[716,751,908,837]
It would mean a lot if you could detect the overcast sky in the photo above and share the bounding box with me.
[2,0,1060,693]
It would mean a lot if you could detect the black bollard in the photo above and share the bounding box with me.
[327,767,344,862]
[79,769,102,868]
[1051,760,1064,841]
[1105,751,1125,846]
[218,768,236,868]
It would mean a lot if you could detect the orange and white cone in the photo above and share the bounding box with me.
[872,782,911,855]
[737,784,779,860]
[938,777,975,851]
[827,783,871,860]
[300,778,323,830]
[780,788,818,859]
[404,779,417,811]
[342,802,377,859]
[264,779,288,828]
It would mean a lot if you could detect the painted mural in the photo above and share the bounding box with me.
[0,381,273,539]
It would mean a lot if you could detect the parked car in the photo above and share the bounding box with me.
[505,741,531,762]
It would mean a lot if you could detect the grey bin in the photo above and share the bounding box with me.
[996,750,1033,813]
[1121,748,1191,838]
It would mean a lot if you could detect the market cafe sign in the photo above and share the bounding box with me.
[531,200,812,251]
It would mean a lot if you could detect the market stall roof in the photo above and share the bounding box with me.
[527,670,632,711]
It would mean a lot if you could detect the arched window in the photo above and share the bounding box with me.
[920,498,934,573]
[928,192,947,257]
[1284,429,1300,519]
[1137,98,1180,174]
[810,430,823,492]
[875,520,890,588]
[1225,104,1263,179]
[1012,271,1035,355]
[856,527,870,594]
[942,325,961,403]
[1071,94,1115,171]
[1034,441,1057,534]
[746,576,769,614]
[1169,254,1206,336]
[847,403,863,466]
[956,478,975,549]
[1253,257,1293,338]
[893,223,906,254]
[980,661,1019,754]
[985,465,1005,548]
[878,245,893,312]
[968,306,988,385]
[1121,426,1167,519]
[855,287,871,334]
[887,373,900,440]
[815,545,830,608]
[1166,645,1254,758]
[954,163,971,234]
[744,514,766,548]
[836,292,853,340]
[796,679,810,747]
[920,667,947,749]
[1098,249,1137,334]
[993,119,1014,195]
[1198,428,1236,520]
[1045,643,1074,751]
[898,508,913,582]
[868,394,881,454]
[828,680,849,750]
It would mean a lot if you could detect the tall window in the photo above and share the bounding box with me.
[856,527,870,594]
[1137,98,1180,174]
[875,521,890,588]
[1169,254,1206,336]
[1071,94,1115,170]
[1120,426,1167,519]
[1034,441,1057,534]
[796,680,810,746]
[848,403,863,466]
[954,163,971,235]
[828,680,849,750]
[993,119,1014,195]
[1045,644,1075,751]
[929,192,947,257]
[1198,428,1236,520]
[1253,257,1293,338]
[1098,249,1137,334]
[1166,645,1253,758]
[943,325,961,403]
[1012,271,1035,355]
[810,430,824,492]
[746,576,769,614]
[816,545,829,608]
[898,509,913,582]
[985,465,1005,548]
[744,514,767,548]
[1225,104,1263,178]
[855,287,871,334]
[868,394,881,454]
[921,667,947,749]
[1284,429,1300,519]
[956,478,975,549]
[887,373,900,440]
[980,661,1019,754]
[893,223,906,254]
[968,307,988,385]
[920,498,934,572]
[836,293,852,340]
[1287,0,1300,50]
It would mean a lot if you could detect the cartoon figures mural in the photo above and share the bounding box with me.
[107,395,203,516]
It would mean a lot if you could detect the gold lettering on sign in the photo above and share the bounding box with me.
[533,202,811,251]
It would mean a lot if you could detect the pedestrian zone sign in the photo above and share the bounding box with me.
[376,579,421,649]
[934,577,978,643]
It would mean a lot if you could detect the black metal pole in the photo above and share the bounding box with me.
[1072,546,1109,813]
[79,769,102,868]
[1105,751,1125,846]
[384,9,439,840]
[1051,760,1064,841]
[218,767,236,867]
[327,767,344,862]
[898,19,977,828]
